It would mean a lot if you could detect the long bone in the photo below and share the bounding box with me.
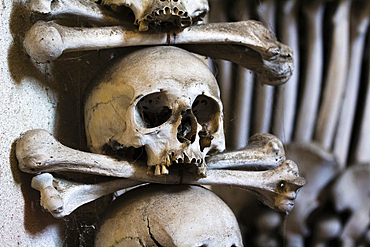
[28,0,124,25]
[294,0,327,143]
[353,1,370,165]
[17,129,304,217]
[206,133,285,170]
[31,173,64,214]
[314,0,352,150]
[31,158,304,218]
[273,0,299,143]
[31,173,144,218]
[230,0,254,150]
[253,0,276,134]
[207,1,233,148]
[16,129,285,176]
[333,0,370,168]
[23,20,293,85]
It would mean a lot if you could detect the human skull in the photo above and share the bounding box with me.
[100,0,209,31]
[95,184,243,246]
[84,46,225,176]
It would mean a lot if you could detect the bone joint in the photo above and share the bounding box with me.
[31,173,64,214]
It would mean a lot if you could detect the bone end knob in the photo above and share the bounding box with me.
[31,173,64,214]
[24,21,65,63]
[27,0,52,14]
[16,129,57,173]
[273,160,306,214]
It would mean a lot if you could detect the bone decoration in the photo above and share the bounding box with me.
[31,173,144,218]
[84,46,225,177]
[23,20,293,85]
[27,0,125,25]
[314,0,351,150]
[95,184,243,246]
[206,133,285,170]
[99,0,209,31]
[295,0,326,143]
[27,0,208,30]
[17,130,285,175]
[17,129,304,217]
[16,46,303,221]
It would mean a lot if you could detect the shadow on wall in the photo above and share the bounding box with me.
[8,1,131,150]
[6,2,129,244]
[9,139,64,235]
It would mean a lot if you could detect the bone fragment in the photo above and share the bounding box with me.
[273,0,299,143]
[31,173,64,214]
[23,20,293,85]
[32,173,144,218]
[253,0,276,134]
[27,0,123,25]
[333,0,370,168]
[314,0,351,150]
[295,0,326,143]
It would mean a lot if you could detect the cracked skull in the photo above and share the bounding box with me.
[95,184,243,247]
[84,46,225,176]
[100,0,209,31]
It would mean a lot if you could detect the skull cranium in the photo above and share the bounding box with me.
[84,46,225,176]
[100,0,209,31]
[95,184,243,246]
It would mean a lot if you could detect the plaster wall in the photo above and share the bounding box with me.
[0,1,114,245]
[0,1,66,245]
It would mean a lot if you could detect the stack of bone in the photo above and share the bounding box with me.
[17,0,370,245]
[17,0,303,245]
[209,0,370,246]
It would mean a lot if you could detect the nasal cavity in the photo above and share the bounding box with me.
[177,109,197,144]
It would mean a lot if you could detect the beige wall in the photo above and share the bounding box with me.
[0,1,116,245]
[0,1,65,244]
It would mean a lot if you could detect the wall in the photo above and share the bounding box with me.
[0,1,113,245]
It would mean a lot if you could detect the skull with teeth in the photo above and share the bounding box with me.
[84,46,225,176]
[100,0,209,31]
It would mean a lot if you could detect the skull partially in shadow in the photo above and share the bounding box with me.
[100,0,209,30]
[95,184,243,246]
[84,46,225,176]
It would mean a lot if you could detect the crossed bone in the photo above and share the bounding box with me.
[16,129,305,218]
[19,0,303,219]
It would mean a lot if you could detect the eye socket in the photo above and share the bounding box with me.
[192,95,220,134]
[136,92,172,128]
